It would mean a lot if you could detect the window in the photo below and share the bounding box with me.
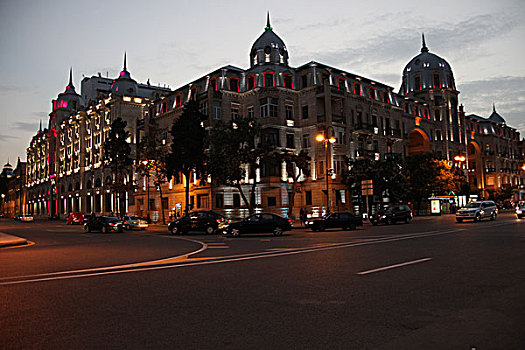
[333,126,345,145]
[436,130,442,141]
[305,191,312,205]
[302,134,310,148]
[382,91,390,104]
[190,87,197,101]
[231,107,239,120]
[434,110,441,121]
[302,105,309,119]
[260,98,278,118]
[233,193,241,207]
[285,105,293,120]
[414,76,422,90]
[210,79,217,91]
[246,76,255,90]
[176,95,182,107]
[369,88,376,100]
[353,83,361,95]
[247,106,254,119]
[215,194,223,208]
[199,102,208,116]
[301,75,308,88]
[286,133,295,149]
[264,73,274,87]
[433,74,441,88]
[213,101,221,119]
[283,74,293,89]
[229,78,239,92]
[338,78,345,91]
[263,128,280,147]
[267,197,277,207]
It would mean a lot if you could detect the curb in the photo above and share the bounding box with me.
[0,232,28,248]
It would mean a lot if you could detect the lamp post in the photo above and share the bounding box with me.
[142,160,150,220]
[316,130,336,215]
[1,193,5,216]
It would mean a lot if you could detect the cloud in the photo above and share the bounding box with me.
[13,121,39,131]
[458,76,525,134]
[0,134,18,141]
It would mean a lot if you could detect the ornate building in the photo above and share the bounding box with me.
[23,15,525,219]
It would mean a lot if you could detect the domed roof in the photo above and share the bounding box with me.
[110,53,138,96]
[400,34,455,95]
[488,104,505,124]
[56,68,83,110]
[250,13,289,67]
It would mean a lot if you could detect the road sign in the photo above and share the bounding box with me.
[361,179,373,196]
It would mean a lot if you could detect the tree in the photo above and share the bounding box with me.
[136,118,168,224]
[166,101,207,215]
[207,116,272,214]
[278,149,311,218]
[404,152,448,215]
[342,156,407,212]
[103,117,134,217]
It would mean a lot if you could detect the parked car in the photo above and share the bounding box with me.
[66,212,85,225]
[168,211,228,235]
[13,214,22,221]
[84,216,123,233]
[306,212,363,231]
[19,214,34,222]
[515,203,525,219]
[122,215,148,230]
[456,200,497,222]
[220,213,292,237]
[370,205,413,225]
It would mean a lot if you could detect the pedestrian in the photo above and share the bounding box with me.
[300,208,307,227]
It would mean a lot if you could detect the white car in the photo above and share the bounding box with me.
[122,216,148,230]
[456,200,497,222]
[516,204,525,219]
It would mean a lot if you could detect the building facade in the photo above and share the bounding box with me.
[21,16,525,219]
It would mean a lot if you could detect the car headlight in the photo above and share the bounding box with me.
[381,215,386,219]
[517,209,523,214]
[480,210,484,215]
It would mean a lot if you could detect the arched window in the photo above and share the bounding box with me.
[105,176,112,185]
[95,178,101,187]
[75,182,80,190]
[68,183,73,192]
[87,180,92,189]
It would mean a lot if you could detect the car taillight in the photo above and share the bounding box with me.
[288,219,292,224]
[133,221,138,224]
[216,219,222,223]
[109,223,115,226]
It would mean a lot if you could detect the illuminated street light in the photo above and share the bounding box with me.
[316,129,336,214]
[454,155,466,162]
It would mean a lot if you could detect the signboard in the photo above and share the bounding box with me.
[430,199,441,215]
[361,179,373,196]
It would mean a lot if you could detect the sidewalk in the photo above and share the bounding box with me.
[0,232,28,248]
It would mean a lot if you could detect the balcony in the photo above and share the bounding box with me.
[354,123,376,133]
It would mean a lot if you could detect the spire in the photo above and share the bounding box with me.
[39,119,42,133]
[123,51,127,71]
[69,67,73,86]
[265,11,272,30]
[421,33,429,53]
[493,103,496,113]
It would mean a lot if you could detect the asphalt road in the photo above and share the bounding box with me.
[1,213,524,349]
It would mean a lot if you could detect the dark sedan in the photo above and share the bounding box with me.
[370,205,412,225]
[84,216,123,233]
[168,210,228,235]
[220,213,292,237]
[306,212,362,232]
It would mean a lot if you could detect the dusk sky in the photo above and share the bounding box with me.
[1,0,524,169]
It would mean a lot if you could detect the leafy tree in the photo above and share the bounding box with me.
[404,152,449,215]
[277,149,310,217]
[208,116,273,213]
[166,101,207,215]
[137,118,168,223]
[103,117,134,217]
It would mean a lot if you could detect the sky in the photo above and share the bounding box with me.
[1,0,524,168]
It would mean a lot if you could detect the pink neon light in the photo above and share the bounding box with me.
[54,151,56,162]
[49,174,56,179]
[116,87,119,92]
[120,71,125,76]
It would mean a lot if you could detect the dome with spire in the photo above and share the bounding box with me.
[250,13,289,68]
[400,34,455,95]
[56,68,84,111]
[110,52,138,96]
[488,104,505,124]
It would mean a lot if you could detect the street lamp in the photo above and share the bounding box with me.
[142,160,150,220]
[454,155,466,162]
[316,131,336,215]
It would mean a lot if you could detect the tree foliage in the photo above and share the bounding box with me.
[278,149,311,218]
[207,116,274,213]
[136,117,168,223]
[166,101,207,215]
[103,117,134,217]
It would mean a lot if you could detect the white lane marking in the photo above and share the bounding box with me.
[0,229,458,286]
[357,258,432,275]
[0,237,207,281]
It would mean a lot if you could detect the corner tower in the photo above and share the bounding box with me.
[250,13,289,68]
